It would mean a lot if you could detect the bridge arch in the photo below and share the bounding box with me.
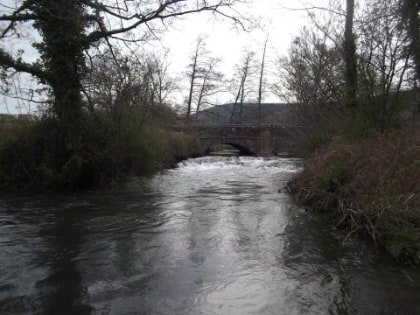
[205,141,255,156]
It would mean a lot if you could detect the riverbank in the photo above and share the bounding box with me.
[287,130,420,264]
[0,116,201,191]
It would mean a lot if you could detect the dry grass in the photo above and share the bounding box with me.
[288,130,420,263]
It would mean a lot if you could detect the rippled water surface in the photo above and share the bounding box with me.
[0,156,419,314]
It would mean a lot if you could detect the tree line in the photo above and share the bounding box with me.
[0,0,419,189]
[179,0,419,134]
[0,0,247,190]
[276,0,419,148]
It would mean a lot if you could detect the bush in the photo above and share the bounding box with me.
[300,131,335,155]
[288,130,420,263]
[163,131,201,166]
[0,114,199,191]
[319,162,352,193]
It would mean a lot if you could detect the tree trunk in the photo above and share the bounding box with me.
[401,0,420,83]
[186,38,204,121]
[34,0,85,138]
[344,0,358,109]
[258,36,269,126]
[186,65,196,121]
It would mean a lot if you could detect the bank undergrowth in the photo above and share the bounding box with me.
[0,115,200,191]
[288,131,420,264]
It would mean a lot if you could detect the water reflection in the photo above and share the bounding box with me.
[35,205,91,314]
[0,157,419,314]
[283,206,420,315]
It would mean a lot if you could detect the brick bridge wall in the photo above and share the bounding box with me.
[170,125,298,155]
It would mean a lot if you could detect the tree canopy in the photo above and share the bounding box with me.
[0,0,244,125]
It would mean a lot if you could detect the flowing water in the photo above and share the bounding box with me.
[0,156,419,314]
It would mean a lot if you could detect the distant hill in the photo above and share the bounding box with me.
[195,103,290,125]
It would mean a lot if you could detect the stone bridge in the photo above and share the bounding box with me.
[170,124,298,155]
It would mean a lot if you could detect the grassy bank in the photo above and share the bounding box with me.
[0,115,201,191]
[287,131,420,264]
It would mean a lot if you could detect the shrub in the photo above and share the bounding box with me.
[319,162,352,193]
[0,114,199,191]
[288,130,420,263]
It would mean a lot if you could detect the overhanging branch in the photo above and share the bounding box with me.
[0,49,48,82]
[84,0,245,44]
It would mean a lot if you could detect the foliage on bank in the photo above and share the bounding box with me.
[288,131,420,264]
[0,115,200,191]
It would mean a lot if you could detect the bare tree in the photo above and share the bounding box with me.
[229,49,256,124]
[278,0,416,133]
[185,36,205,121]
[344,0,358,109]
[84,48,177,128]
[275,27,345,132]
[0,0,246,136]
[357,0,413,131]
[185,36,222,121]
[194,57,223,120]
[257,35,269,126]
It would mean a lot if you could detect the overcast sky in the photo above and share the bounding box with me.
[161,0,334,106]
[161,0,305,70]
[1,0,331,114]
[160,0,329,103]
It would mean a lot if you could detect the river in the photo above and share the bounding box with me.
[0,156,419,314]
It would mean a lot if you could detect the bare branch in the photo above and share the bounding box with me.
[0,48,48,82]
[84,0,245,44]
[278,2,345,17]
[0,1,36,38]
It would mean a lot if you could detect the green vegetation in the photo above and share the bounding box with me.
[0,1,242,191]
[0,115,200,191]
